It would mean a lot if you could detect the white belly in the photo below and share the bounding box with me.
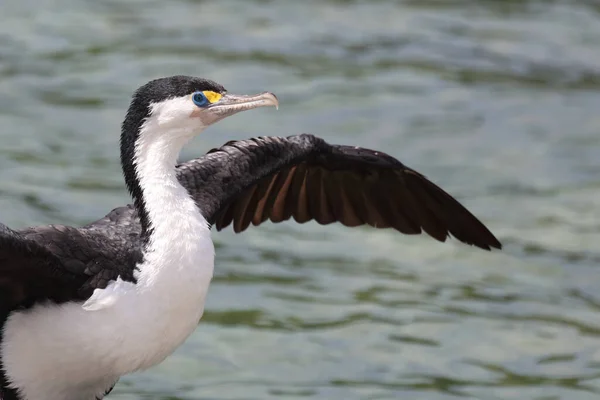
[1,118,220,400]
[1,239,215,400]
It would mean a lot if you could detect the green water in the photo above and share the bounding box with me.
[1,1,600,399]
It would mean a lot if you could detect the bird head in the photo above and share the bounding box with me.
[122,75,279,143]
[119,76,279,232]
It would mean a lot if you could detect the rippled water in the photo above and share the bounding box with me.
[2,0,600,399]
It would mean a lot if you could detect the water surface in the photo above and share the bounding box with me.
[1,1,600,399]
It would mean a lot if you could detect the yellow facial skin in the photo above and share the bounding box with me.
[202,91,222,104]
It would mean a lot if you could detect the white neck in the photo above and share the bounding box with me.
[132,120,214,286]
[134,122,210,244]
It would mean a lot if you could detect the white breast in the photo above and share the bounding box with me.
[1,113,216,400]
[1,212,214,400]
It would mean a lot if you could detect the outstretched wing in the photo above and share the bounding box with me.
[86,134,501,250]
[177,134,501,250]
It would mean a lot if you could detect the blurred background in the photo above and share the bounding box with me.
[1,0,600,399]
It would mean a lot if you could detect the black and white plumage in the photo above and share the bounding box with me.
[90,134,501,247]
[0,76,501,400]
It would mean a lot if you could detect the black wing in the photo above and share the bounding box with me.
[0,222,140,311]
[177,134,501,250]
[0,223,78,310]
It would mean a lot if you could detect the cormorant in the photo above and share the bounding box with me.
[0,75,501,400]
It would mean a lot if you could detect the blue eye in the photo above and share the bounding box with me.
[192,91,208,107]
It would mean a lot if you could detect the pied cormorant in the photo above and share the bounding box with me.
[0,75,501,400]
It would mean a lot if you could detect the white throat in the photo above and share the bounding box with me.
[134,115,210,245]
[131,114,214,281]
[1,112,215,400]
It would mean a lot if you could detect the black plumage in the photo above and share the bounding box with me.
[0,76,501,400]
[200,135,501,250]
[1,133,501,313]
[90,133,501,251]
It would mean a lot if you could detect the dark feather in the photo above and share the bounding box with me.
[89,134,500,250]
[0,223,141,311]
[0,134,500,314]
[165,134,501,250]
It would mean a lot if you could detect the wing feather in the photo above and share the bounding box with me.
[182,135,501,250]
[86,134,502,251]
